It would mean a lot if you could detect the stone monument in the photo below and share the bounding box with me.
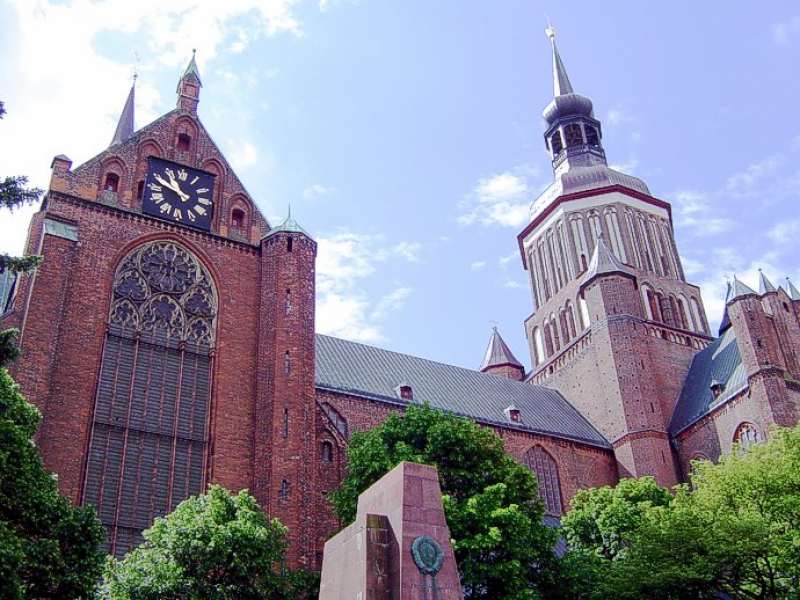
[319,461,463,599]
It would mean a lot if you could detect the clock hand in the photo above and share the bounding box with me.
[166,171,191,203]
[155,173,190,202]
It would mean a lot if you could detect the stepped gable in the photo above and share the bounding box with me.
[669,327,748,436]
[315,334,610,447]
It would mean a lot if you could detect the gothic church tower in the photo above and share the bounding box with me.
[519,28,713,486]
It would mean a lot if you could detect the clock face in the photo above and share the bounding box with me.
[142,157,215,231]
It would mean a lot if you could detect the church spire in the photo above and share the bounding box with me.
[540,26,606,174]
[177,49,202,113]
[110,75,136,146]
[545,25,573,97]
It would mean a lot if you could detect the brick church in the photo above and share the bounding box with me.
[2,31,800,569]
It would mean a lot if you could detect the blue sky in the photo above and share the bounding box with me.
[1,1,799,371]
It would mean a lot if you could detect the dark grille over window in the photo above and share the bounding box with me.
[83,241,217,557]
[524,445,563,516]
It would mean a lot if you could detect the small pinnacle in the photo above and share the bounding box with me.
[192,48,196,54]
[545,24,556,40]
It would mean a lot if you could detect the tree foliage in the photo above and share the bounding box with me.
[329,404,561,599]
[102,485,319,600]
[0,362,106,598]
[560,426,800,599]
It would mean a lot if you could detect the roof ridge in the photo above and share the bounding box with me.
[316,333,530,390]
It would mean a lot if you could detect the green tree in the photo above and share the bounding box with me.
[561,427,800,600]
[561,476,672,561]
[329,404,561,599]
[1,98,43,273]
[102,485,319,600]
[0,345,106,599]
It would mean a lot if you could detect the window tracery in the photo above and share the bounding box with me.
[524,445,563,515]
[109,241,217,346]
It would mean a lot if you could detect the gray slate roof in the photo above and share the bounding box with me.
[315,334,610,448]
[111,82,135,146]
[669,327,748,436]
[731,275,757,300]
[480,327,524,370]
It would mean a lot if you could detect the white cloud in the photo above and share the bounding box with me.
[608,158,639,175]
[773,16,800,45]
[315,231,419,343]
[725,155,785,196]
[768,220,800,244]
[470,261,486,271]
[498,250,518,269]
[606,107,635,127]
[303,183,334,200]
[0,0,307,255]
[228,140,258,170]
[393,241,422,262]
[503,280,523,289]
[459,170,537,229]
[672,189,735,236]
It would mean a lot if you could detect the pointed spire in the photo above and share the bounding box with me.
[545,25,574,97]
[719,280,733,334]
[480,326,523,371]
[264,207,312,239]
[758,269,777,294]
[730,275,757,300]
[181,48,202,87]
[787,278,800,301]
[110,75,136,146]
[177,49,202,112]
[579,235,634,290]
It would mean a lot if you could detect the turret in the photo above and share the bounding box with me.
[177,50,202,113]
[254,211,318,568]
[480,327,525,381]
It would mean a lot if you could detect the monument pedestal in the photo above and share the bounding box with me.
[319,461,463,599]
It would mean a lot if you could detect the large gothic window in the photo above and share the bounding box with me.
[524,445,563,515]
[83,241,217,556]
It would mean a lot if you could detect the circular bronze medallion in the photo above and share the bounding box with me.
[410,535,444,576]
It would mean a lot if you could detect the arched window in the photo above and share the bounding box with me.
[550,130,564,155]
[285,289,292,314]
[284,351,291,375]
[524,445,563,515]
[136,180,144,201]
[678,295,693,331]
[564,123,583,148]
[543,322,554,356]
[585,125,600,146]
[734,422,761,451]
[104,172,120,192]
[565,301,577,339]
[604,207,627,263]
[647,289,660,322]
[559,310,570,344]
[83,241,217,556]
[320,403,349,439]
[690,297,707,334]
[533,327,544,366]
[550,315,561,352]
[279,479,290,501]
[579,296,590,330]
[177,133,191,151]
[321,441,334,463]
[231,208,245,231]
[587,210,602,247]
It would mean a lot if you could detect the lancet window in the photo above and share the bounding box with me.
[83,241,217,557]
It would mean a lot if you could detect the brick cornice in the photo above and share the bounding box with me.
[47,191,261,256]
